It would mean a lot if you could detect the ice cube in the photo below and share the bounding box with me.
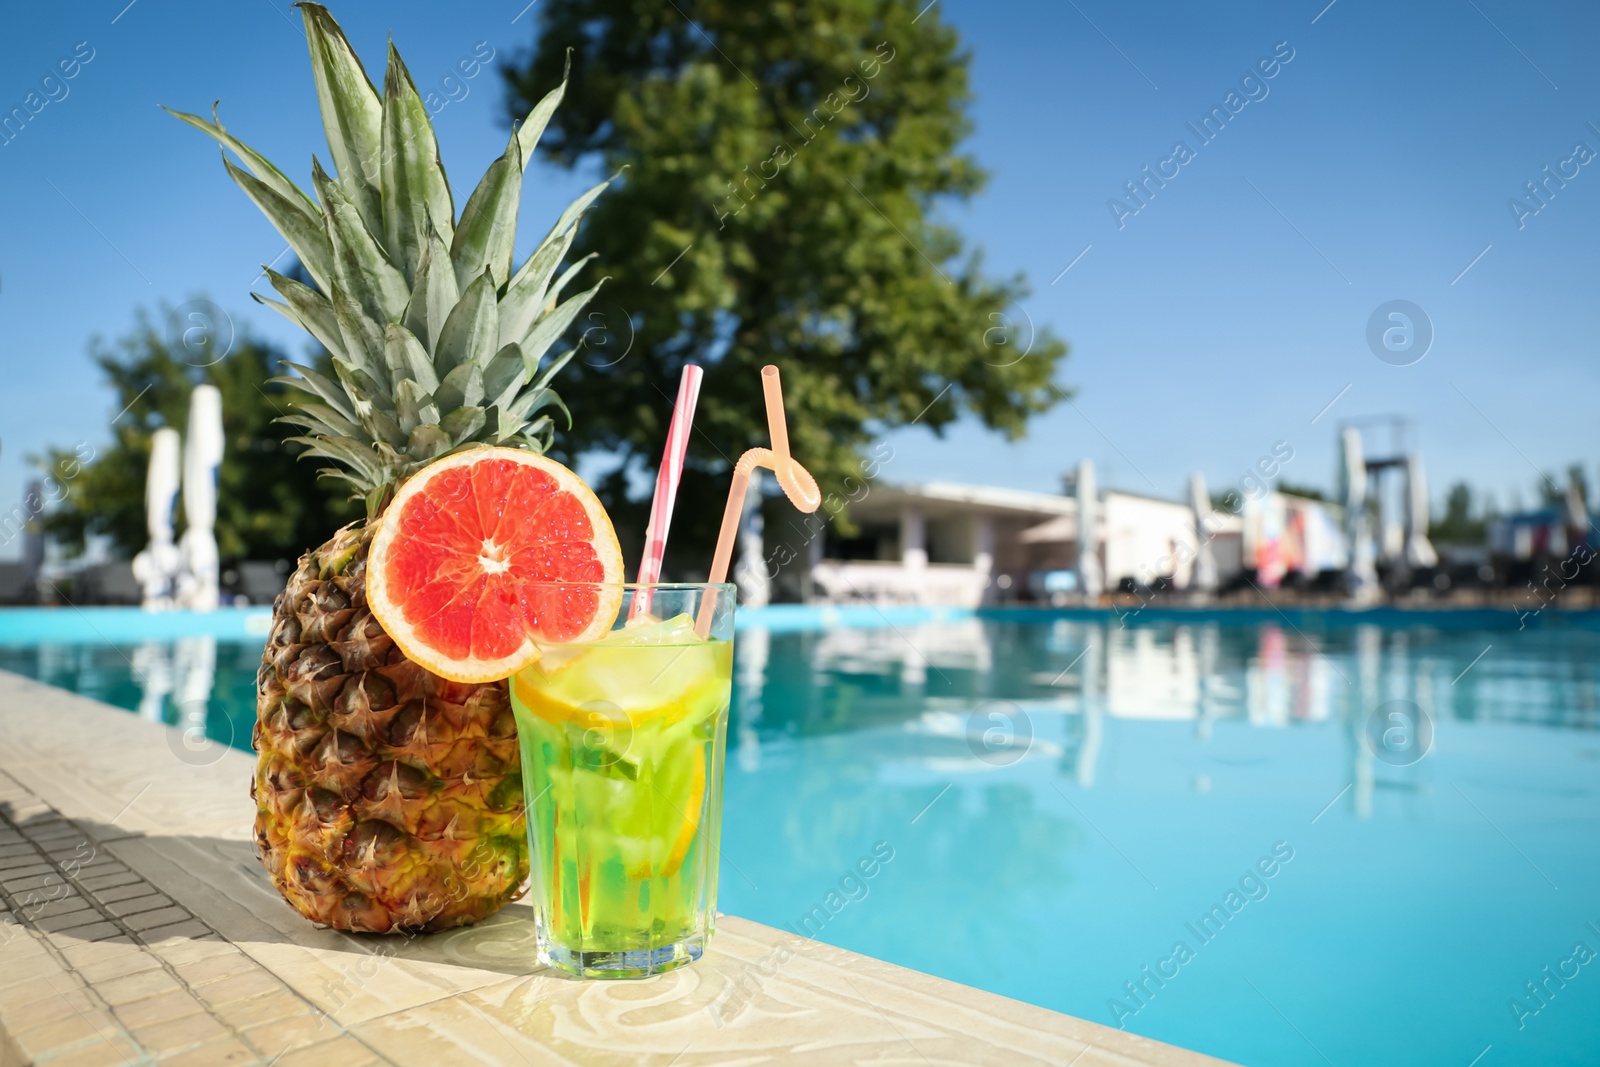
[599,613,701,646]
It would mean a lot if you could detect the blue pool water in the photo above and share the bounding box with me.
[4,608,1599,1067]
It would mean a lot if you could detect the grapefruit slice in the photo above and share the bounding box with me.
[367,447,625,683]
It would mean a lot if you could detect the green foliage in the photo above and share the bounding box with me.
[1432,481,1486,546]
[503,0,1069,564]
[1529,465,1592,512]
[40,310,359,561]
[1277,481,1328,502]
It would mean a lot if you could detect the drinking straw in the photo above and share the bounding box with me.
[695,365,821,636]
[631,363,704,620]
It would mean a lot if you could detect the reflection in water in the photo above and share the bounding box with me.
[739,615,1600,822]
[808,617,993,690]
[723,617,1600,1067]
[720,614,1600,1066]
[6,615,1599,1067]
[132,642,173,723]
[736,624,767,774]
[1353,624,1379,819]
[904,783,1083,984]
[1,636,250,745]
[172,636,218,749]
[1062,633,1101,788]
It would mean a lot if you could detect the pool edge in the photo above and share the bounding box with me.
[0,667,1239,1067]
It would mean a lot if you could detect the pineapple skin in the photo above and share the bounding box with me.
[252,522,529,933]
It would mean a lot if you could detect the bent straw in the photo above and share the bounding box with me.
[631,364,704,621]
[695,365,820,636]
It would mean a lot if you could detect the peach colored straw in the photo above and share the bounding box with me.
[695,365,820,636]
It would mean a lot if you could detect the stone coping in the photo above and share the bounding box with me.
[0,669,1234,1066]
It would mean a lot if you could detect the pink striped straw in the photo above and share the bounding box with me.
[630,363,704,620]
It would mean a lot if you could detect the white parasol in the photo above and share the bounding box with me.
[1337,428,1366,512]
[1338,428,1378,601]
[177,385,224,610]
[1404,453,1438,569]
[132,427,183,608]
[1188,472,1217,593]
[731,474,770,608]
[1075,460,1102,600]
[1565,470,1589,535]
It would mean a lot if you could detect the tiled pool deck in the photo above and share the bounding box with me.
[0,669,1234,1066]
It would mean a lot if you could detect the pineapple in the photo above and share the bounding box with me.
[169,4,610,932]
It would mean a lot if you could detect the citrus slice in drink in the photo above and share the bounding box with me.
[660,754,707,877]
[367,447,624,683]
[511,624,728,728]
[617,738,707,880]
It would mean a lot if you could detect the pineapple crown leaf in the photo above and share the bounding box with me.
[435,270,500,378]
[383,323,439,395]
[514,51,570,170]
[448,130,523,294]
[262,269,346,361]
[499,228,579,348]
[436,358,485,412]
[403,211,460,352]
[164,106,319,219]
[539,170,621,249]
[169,4,603,504]
[217,150,333,291]
[484,344,526,410]
[379,39,454,276]
[296,2,384,237]
[519,278,607,378]
[531,347,579,396]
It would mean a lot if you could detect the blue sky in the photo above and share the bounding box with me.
[2,0,1597,559]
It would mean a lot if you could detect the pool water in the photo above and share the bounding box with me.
[4,612,1599,1067]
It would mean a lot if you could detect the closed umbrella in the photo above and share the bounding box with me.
[1075,460,1102,600]
[178,385,224,610]
[132,427,182,608]
[1337,427,1366,512]
[732,476,770,608]
[1404,453,1438,569]
[21,479,45,580]
[1338,428,1378,601]
[1566,470,1590,548]
[1188,472,1217,593]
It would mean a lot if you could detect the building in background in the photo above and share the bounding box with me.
[1018,488,1240,597]
[1488,505,1594,569]
[794,475,1258,606]
[1241,493,1347,589]
[803,481,1076,606]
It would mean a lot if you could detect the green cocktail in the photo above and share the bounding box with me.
[510,585,734,978]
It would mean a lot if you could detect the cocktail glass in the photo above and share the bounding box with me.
[509,583,735,979]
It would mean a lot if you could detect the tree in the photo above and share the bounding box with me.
[1567,463,1590,512]
[1277,482,1328,502]
[1210,491,1241,514]
[1537,472,1565,508]
[1431,481,1485,545]
[502,0,1068,570]
[40,307,358,562]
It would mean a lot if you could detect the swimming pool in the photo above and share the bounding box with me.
[4,608,1598,1067]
